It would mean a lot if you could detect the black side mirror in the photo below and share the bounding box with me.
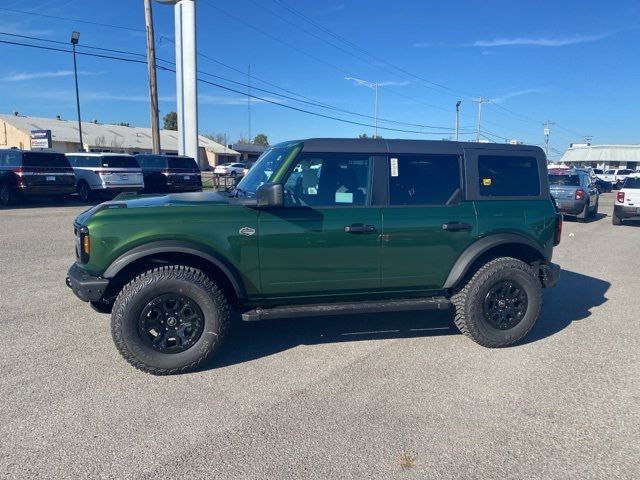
[256,183,284,208]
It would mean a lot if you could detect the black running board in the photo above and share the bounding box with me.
[241,296,451,322]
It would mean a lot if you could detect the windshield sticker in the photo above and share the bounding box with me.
[335,192,353,203]
[390,157,399,177]
[482,178,492,186]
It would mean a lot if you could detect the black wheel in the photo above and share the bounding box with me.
[0,182,18,206]
[111,265,231,375]
[612,213,622,225]
[230,170,237,178]
[589,200,598,218]
[451,257,542,348]
[77,181,93,202]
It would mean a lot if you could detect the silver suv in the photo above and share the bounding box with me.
[66,153,144,201]
[549,169,599,221]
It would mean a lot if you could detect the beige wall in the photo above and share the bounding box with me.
[0,120,29,150]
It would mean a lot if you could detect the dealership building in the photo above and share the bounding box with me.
[559,144,640,171]
[0,113,241,169]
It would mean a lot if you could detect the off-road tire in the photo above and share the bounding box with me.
[451,257,542,348]
[111,265,231,375]
[612,213,622,225]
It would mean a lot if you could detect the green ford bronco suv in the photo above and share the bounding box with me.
[67,139,562,375]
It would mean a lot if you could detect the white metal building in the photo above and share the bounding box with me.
[0,113,241,169]
[559,144,640,171]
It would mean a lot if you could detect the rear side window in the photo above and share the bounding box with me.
[1,151,20,167]
[137,156,167,169]
[168,157,197,169]
[101,156,138,168]
[623,177,640,189]
[23,152,69,168]
[389,154,461,205]
[478,155,540,197]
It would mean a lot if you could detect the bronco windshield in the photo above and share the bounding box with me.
[233,142,301,197]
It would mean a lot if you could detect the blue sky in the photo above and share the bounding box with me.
[1,0,638,159]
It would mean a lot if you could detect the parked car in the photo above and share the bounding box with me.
[601,169,634,189]
[549,169,599,220]
[135,154,202,193]
[592,176,613,193]
[612,174,640,225]
[214,162,246,177]
[66,153,144,202]
[67,138,561,374]
[0,148,75,206]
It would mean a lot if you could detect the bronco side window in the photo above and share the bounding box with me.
[388,154,461,205]
[283,153,372,207]
[478,155,540,197]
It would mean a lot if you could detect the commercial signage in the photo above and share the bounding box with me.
[30,130,52,149]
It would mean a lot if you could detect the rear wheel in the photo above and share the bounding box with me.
[111,265,231,375]
[589,199,598,218]
[452,257,542,348]
[0,182,18,206]
[77,181,93,202]
[612,213,622,225]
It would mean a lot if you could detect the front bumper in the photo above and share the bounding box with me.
[66,263,110,302]
[539,263,561,288]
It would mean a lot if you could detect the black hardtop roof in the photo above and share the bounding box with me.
[284,138,543,155]
[0,148,64,154]
[134,153,195,160]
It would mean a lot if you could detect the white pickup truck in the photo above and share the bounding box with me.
[600,169,634,189]
[613,174,640,225]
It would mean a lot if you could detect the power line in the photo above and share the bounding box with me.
[0,37,462,137]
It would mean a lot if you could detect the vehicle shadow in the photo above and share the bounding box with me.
[203,269,609,370]
[521,269,610,344]
[0,195,96,210]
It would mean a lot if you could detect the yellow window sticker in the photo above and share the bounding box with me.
[482,178,492,186]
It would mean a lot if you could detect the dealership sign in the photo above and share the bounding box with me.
[30,130,52,149]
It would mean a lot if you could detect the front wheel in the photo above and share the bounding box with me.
[111,265,231,375]
[452,257,542,348]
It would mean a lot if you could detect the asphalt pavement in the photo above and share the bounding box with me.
[0,193,638,479]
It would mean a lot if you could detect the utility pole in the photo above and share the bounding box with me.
[144,0,161,153]
[543,120,555,157]
[70,31,83,151]
[247,65,252,143]
[455,100,461,141]
[344,77,379,138]
[473,97,490,142]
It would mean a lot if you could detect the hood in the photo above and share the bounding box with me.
[74,191,230,225]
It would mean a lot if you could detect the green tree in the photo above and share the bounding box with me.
[252,133,269,146]
[203,133,227,145]
[358,133,369,139]
[163,111,178,131]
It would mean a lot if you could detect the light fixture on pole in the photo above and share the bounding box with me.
[156,0,199,165]
[70,30,84,151]
[455,101,461,141]
[345,77,379,138]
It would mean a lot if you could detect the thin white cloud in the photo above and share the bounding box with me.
[377,80,411,87]
[491,88,545,104]
[320,4,346,14]
[473,34,605,47]
[1,70,104,82]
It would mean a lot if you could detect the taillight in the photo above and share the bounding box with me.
[11,167,24,176]
[575,189,585,200]
[617,191,625,203]
[553,213,563,246]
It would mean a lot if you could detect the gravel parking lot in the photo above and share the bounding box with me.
[0,193,638,479]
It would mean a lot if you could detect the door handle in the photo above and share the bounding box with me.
[345,224,376,233]
[442,222,472,232]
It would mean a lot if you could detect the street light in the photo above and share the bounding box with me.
[345,77,379,138]
[70,31,84,151]
[455,101,461,141]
